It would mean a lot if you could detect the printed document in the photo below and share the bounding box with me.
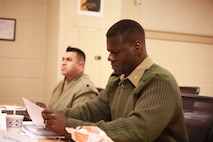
[22,98,64,139]
[22,98,45,127]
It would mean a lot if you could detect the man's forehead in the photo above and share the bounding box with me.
[107,37,131,52]
[107,36,122,48]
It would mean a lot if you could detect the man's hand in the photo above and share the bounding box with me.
[35,102,47,108]
[24,101,47,120]
[42,109,67,136]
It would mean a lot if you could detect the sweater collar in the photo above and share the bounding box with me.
[119,56,154,86]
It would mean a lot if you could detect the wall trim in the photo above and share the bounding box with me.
[145,30,213,45]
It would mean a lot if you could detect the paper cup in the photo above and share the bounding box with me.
[6,114,24,134]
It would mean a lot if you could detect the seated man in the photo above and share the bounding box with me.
[26,47,98,118]
[46,47,98,110]
[42,19,188,142]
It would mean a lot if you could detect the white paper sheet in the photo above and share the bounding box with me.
[0,113,7,131]
[0,105,26,111]
[0,130,38,142]
[21,121,64,139]
[22,98,45,127]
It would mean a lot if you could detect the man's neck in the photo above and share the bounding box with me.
[66,72,83,82]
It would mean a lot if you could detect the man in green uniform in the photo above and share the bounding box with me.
[42,19,188,142]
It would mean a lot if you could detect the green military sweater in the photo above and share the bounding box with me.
[62,57,188,142]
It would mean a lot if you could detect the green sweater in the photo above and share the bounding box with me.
[62,58,188,142]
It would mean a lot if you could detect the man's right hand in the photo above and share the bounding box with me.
[42,109,67,136]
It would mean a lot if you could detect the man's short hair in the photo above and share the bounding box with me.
[106,19,145,43]
[66,46,86,62]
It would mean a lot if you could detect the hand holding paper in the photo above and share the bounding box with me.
[41,109,67,136]
[22,98,45,127]
[22,98,65,139]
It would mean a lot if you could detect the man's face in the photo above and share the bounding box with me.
[107,36,136,76]
[61,52,81,79]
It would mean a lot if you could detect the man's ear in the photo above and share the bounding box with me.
[79,61,85,69]
[134,40,142,54]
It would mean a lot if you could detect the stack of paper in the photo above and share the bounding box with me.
[0,105,26,111]
[0,105,26,115]
[22,121,64,139]
[22,98,64,139]
[0,130,38,142]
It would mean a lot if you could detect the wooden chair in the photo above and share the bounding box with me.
[182,94,213,142]
[180,86,200,95]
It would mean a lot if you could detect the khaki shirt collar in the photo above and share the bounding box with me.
[119,56,154,86]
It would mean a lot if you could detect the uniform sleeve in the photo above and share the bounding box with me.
[62,77,178,142]
[71,91,98,107]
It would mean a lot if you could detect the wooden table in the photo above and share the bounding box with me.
[39,138,64,142]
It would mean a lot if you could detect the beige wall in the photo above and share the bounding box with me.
[43,0,60,105]
[141,0,213,97]
[0,0,47,105]
[0,0,213,106]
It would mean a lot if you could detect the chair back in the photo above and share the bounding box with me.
[180,86,200,95]
[182,94,213,142]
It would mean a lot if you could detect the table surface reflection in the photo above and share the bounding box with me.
[39,138,64,142]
